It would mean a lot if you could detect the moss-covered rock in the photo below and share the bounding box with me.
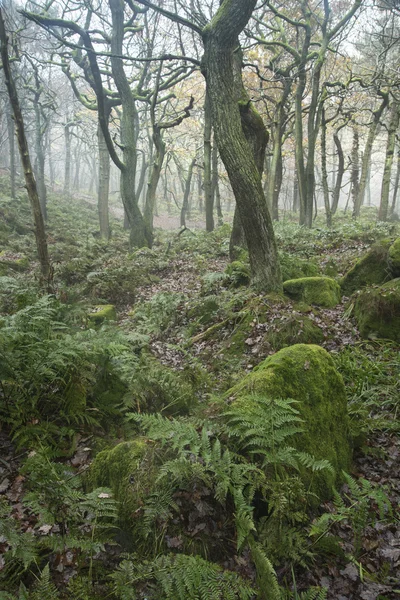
[283,277,341,308]
[353,278,400,342]
[340,241,392,295]
[87,304,117,326]
[388,238,400,277]
[89,440,149,527]
[265,315,324,350]
[227,344,352,500]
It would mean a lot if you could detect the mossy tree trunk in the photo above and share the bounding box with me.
[201,0,281,292]
[180,156,196,228]
[379,101,400,222]
[351,125,360,214]
[390,145,400,216]
[0,7,51,289]
[321,107,332,227]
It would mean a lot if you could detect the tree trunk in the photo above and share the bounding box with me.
[201,0,281,292]
[97,120,110,240]
[144,126,166,243]
[211,130,223,225]
[0,8,51,288]
[204,93,214,232]
[321,107,332,227]
[351,125,360,213]
[180,156,196,228]
[7,111,16,200]
[353,95,388,218]
[64,124,71,197]
[331,130,344,215]
[390,145,400,216]
[379,103,400,222]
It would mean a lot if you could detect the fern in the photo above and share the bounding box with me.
[30,564,59,600]
[225,396,333,476]
[111,554,255,600]
[310,471,392,557]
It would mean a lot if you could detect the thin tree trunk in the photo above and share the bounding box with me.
[204,93,214,232]
[144,126,166,243]
[180,156,196,227]
[332,130,344,214]
[97,120,110,240]
[390,146,400,216]
[351,125,360,214]
[64,124,71,197]
[7,111,16,200]
[321,107,332,227]
[0,8,51,288]
[379,103,400,221]
[353,95,388,217]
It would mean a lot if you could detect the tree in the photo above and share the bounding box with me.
[135,0,282,291]
[0,6,51,288]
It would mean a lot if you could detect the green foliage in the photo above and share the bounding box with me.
[30,565,60,600]
[0,296,142,448]
[111,554,255,600]
[310,472,392,557]
[225,261,251,287]
[279,252,319,282]
[130,291,184,335]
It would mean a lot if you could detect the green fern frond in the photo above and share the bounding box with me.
[30,564,59,600]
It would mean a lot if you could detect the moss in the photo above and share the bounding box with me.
[340,240,392,295]
[388,238,400,277]
[283,277,341,308]
[188,296,220,325]
[87,304,117,326]
[225,261,251,287]
[89,439,149,527]
[353,278,400,342]
[227,344,352,500]
[265,315,324,350]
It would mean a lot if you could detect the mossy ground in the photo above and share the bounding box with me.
[388,237,400,277]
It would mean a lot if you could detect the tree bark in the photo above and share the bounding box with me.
[97,120,110,240]
[332,129,345,215]
[0,8,51,288]
[353,95,388,218]
[321,107,332,227]
[7,111,16,201]
[180,156,196,227]
[379,102,400,221]
[204,92,214,232]
[201,0,281,292]
[351,125,360,213]
[144,125,166,243]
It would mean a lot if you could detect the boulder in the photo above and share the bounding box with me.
[388,238,400,278]
[227,344,352,500]
[283,276,341,308]
[87,304,117,326]
[340,241,391,295]
[353,278,400,342]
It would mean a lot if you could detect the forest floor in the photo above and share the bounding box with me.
[0,187,399,599]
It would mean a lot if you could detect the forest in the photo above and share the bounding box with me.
[0,0,399,598]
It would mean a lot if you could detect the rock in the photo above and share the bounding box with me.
[388,237,400,277]
[226,344,352,500]
[265,314,324,350]
[353,278,400,342]
[87,304,117,326]
[340,240,392,295]
[283,276,341,308]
